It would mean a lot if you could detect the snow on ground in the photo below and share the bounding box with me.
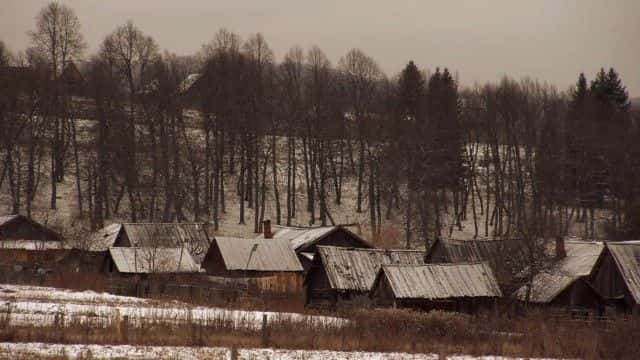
[0,284,345,330]
[0,284,149,305]
[0,343,230,360]
[0,343,558,360]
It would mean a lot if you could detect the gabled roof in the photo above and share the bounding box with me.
[315,246,425,292]
[108,247,199,273]
[90,223,211,262]
[89,223,123,251]
[211,237,303,272]
[376,262,502,300]
[606,241,640,303]
[257,225,373,252]
[0,214,62,242]
[513,241,604,303]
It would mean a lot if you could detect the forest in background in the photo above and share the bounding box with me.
[1,3,639,256]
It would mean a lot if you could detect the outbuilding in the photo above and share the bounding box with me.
[370,262,502,313]
[425,237,529,292]
[305,246,425,308]
[513,241,604,310]
[104,247,200,275]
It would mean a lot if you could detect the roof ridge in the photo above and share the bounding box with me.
[317,245,423,253]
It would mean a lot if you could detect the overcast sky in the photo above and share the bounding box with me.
[2,0,639,96]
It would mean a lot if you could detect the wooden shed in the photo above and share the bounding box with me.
[256,222,374,272]
[0,214,63,249]
[513,241,605,310]
[90,223,211,263]
[202,237,304,294]
[305,246,425,308]
[371,262,502,313]
[591,241,640,314]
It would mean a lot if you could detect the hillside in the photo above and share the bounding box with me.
[0,109,606,250]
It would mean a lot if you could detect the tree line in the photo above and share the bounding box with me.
[0,2,638,251]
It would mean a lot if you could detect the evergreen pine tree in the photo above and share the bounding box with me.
[398,60,425,123]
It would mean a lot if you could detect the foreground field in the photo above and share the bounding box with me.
[1,284,638,359]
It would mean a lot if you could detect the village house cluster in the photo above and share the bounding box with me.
[1,213,640,315]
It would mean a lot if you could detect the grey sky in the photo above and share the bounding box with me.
[2,0,639,96]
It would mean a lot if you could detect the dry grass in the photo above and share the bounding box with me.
[1,305,637,359]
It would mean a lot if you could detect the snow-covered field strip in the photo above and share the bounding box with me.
[0,284,346,330]
[0,343,556,360]
[0,343,231,360]
[0,284,149,305]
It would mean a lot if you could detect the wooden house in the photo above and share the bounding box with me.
[513,241,605,310]
[591,241,640,314]
[371,262,502,313]
[90,223,211,263]
[256,221,374,272]
[305,246,425,308]
[202,237,304,294]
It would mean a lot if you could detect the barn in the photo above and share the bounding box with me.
[512,241,605,310]
[370,262,502,313]
[90,223,211,263]
[202,237,304,294]
[305,246,425,308]
[591,241,640,314]
[256,221,374,272]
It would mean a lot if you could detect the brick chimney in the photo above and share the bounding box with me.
[263,219,272,239]
[555,236,566,259]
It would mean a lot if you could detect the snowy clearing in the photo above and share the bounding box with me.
[0,343,558,360]
[0,284,345,330]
